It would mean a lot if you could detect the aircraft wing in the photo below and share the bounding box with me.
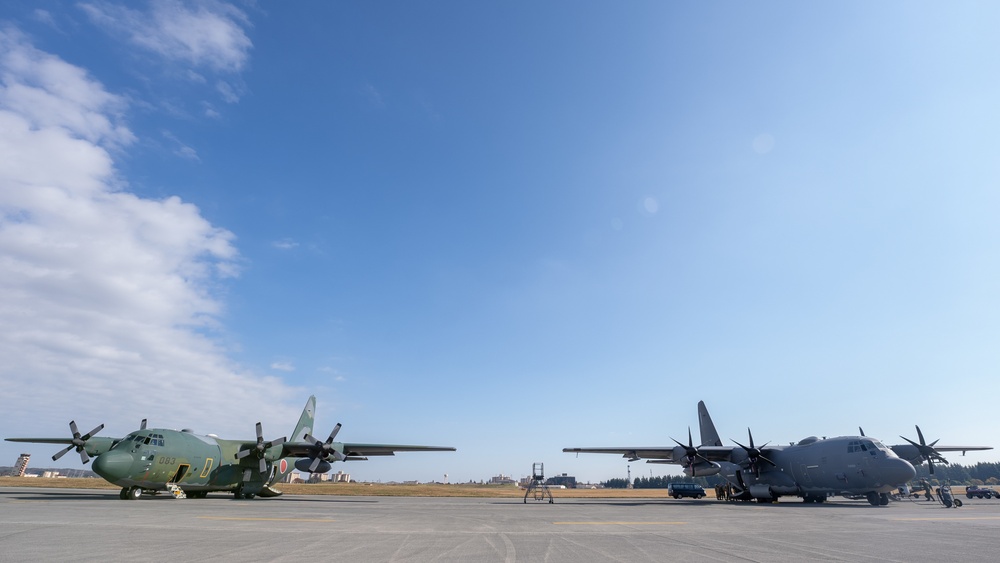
[563,447,676,460]
[341,444,456,457]
[890,443,992,459]
[6,437,84,444]
[919,445,992,454]
[5,435,120,463]
[562,446,736,462]
[280,441,455,458]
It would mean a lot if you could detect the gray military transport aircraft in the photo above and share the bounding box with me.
[564,401,991,506]
[5,396,455,500]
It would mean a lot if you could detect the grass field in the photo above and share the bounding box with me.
[0,477,682,498]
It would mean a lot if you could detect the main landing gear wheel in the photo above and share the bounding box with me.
[866,492,889,506]
[120,486,142,500]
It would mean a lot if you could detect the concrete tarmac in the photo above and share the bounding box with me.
[2,487,997,562]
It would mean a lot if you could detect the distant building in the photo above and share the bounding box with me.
[489,474,517,485]
[545,473,577,489]
[14,454,30,477]
[331,470,351,483]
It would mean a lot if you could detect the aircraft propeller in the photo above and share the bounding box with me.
[732,428,776,477]
[52,420,105,464]
[235,422,287,480]
[900,425,949,475]
[670,427,710,474]
[303,423,347,472]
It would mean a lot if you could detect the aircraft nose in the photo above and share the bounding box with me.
[888,457,916,485]
[92,451,134,482]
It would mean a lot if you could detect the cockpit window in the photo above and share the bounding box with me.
[849,439,885,454]
[863,439,887,452]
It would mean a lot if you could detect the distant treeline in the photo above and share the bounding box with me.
[913,461,1000,485]
[602,462,1000,489]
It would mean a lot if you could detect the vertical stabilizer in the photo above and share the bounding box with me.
[269,396,316,485]
[698,400,723,447]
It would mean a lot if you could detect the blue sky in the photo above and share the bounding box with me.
[1,1,999,484]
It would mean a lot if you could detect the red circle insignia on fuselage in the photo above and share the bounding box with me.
[279,459,288,473]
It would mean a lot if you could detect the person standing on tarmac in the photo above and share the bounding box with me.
[921,479,935,502]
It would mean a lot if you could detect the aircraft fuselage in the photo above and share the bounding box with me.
[91,428,284,497]
[721,435,916,502]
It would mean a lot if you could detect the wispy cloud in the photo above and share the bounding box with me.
[271,238,299,250]
[270,361,295,372]
[0,28,299,442]
[30,9,59,30]
[161,130,199,161]
[318,366,346,382]
[79,0,253,73]
[362,82,384,108]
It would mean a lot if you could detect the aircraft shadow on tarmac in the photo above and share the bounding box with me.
[509,499,955,509]
[0,490,378,503]
[273,496,378,504]
[0,490,118,501]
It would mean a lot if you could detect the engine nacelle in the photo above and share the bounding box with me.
[682,461,721,477]
[729,448,749,465]
[295,458,331,474]
[749,484,774,499]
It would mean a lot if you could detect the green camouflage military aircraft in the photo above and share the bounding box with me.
[5,396,455,500]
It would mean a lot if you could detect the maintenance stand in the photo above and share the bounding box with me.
[524,462,554,504]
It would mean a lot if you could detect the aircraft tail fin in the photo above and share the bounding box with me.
[698,400,723,447]
[270,396,316,485]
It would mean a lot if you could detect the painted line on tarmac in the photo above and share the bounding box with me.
[891,517,1000,521]
[198,516,336,522]
[553,521,687,526]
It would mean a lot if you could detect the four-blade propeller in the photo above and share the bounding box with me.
[52,420,105,464]
[303,423,347,472]
[235,422,286,481]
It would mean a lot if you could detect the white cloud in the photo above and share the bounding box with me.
[0,28,300,451]
[0,28,134,148]
[362,82,384,108]
[162,130,199,161]
[270,362,295,372]
[31,10,58,29]
[272,238,299,250]
[215,79,243,104]
[79,0,252,73]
